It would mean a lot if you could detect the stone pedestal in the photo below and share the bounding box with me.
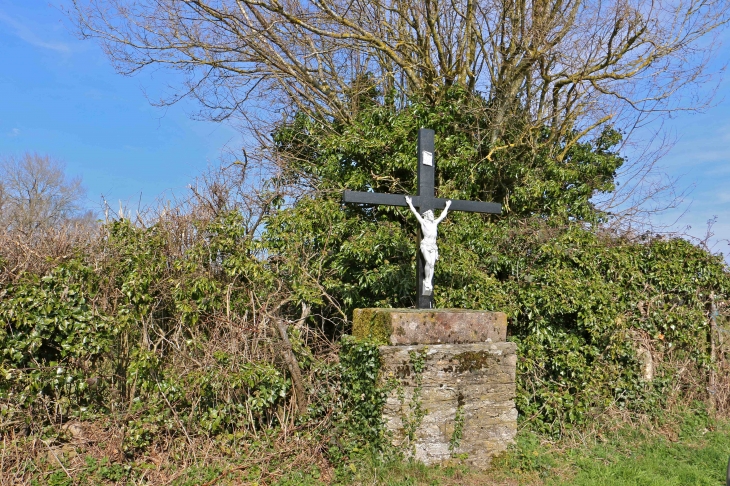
[352,309,517,469]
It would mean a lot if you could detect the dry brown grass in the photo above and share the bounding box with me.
[0,420,334,486]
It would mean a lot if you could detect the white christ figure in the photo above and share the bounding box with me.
[405,196,452,295]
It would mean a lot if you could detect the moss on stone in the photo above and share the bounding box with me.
[352,308,393,345]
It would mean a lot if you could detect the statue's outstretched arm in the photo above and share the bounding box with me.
[435,200,452,224]
[405,196,424,224]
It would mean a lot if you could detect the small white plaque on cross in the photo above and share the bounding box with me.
[422,151,433,166]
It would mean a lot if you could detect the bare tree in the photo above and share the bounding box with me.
[0,153,88,235]
[70,0,729,151]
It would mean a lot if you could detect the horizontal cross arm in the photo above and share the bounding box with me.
[343,190,502,214]
[343,190,411,207]
[446,199,502,214]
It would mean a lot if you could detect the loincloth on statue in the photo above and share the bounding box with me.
[420,240,439,260]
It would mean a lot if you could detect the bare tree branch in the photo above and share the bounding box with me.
[68,0,730,144]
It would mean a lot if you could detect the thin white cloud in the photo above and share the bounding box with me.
[6,128,20,137]
[702,163,730,176]
[0,9,70,53]
[715,192,730,204]
[717,123,730,142]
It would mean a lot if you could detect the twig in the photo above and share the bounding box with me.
[41,440,73,482]
[155,381,196,459]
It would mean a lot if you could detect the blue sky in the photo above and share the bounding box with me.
[640,44,730,257]
[1,1,729,258]
[0,0,242,215]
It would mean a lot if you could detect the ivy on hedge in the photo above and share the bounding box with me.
[0,261,112,415]
[329,336,389,462]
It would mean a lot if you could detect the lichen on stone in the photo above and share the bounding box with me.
[453,351,495,373]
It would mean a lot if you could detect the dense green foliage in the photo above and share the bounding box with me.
[491,224,728,433]
[328,337,390,464]
[264,195,730,435]
[1,217,295,451]
[0,262,112,416]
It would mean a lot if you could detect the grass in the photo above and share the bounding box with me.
[339,409,730,485]
[549,415,730,485]
[4,409,730,485]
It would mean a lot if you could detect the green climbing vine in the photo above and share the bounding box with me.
[396,348,428,453]
[449,404,466,454]
[332,336,390,462]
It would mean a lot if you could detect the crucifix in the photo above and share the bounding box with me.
[343,128,502,309]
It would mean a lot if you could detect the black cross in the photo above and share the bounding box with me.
[343,128,502,309]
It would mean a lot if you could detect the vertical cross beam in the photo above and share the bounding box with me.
[416,129,435,309]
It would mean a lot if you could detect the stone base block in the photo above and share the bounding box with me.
[353,308,507,345]
[379,342,517,469]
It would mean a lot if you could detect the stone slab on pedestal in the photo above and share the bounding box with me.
[352,309,517,469]
[352,308,507,345]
